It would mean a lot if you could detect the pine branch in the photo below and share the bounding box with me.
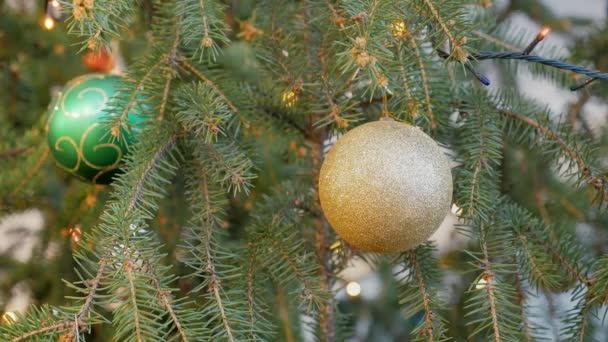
[10,322,71,342]
[178,60,239,115]
[403,29,435,129]
[480,224,502,342]
[124,261,143,342]
[409,251,435,341]
[246,243,258,341]
[113,58,165,135]
[144,261,189,342]
[421,0,468,60]
[0,147,30,160]
[513,273,532,342]
[498,109,608,204]
[10,146,49,197]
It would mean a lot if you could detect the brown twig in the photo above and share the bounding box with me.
[0,147,31,160]
[513,272,532,342]
[409,251,434,342]
[10,322,72,342]
[11,146,49,197]
[422,0,467,60]
[145,261,188,342]
[200,173,235,342]
[125,261,143,342]
[407,35,436,129]
[246,244,258,341]
[498,109,608,202]
[480,224,501,342]
[396,42,417,119]
[178,60,239,115]
[113,58,165,135]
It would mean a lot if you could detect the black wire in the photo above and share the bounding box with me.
[471,51,608,81]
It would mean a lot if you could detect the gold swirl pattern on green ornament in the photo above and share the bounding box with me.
[60,74,109,118]
[53,122,123,183]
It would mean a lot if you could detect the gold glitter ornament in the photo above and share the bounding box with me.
[319,119,453,253]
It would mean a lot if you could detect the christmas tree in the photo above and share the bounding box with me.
[2,0,608,340]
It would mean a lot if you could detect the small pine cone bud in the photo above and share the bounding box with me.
[482,0,493,8]
[452,46,469,62]
[458,36,468,45]
[87,38,98,50]
[210,125,220,134]
[335,16,345,28]
[202,36,213,47]
[337,118,349,128]
[297,147,307,157]
[73,6,86,20]
[83,0,94,9]
[73,0,83,5]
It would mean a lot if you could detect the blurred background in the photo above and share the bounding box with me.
[1,0,608,341]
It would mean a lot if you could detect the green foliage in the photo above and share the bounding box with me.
[3,0,608,341]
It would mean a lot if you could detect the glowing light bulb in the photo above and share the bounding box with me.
[389,20,407,38]
[451,203,463,216]
[43,16,55,30]
[539,26,551,39]
[1,312,17,325]
[476,277,488,290]
[50,0,60,8]
[346,281,362,297]
[282,91,297,108]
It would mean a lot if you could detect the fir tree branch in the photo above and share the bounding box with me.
[144,260,189,342]
[422,0,467,60]
[158,76,172,122]
[10,322,71,342]
[0,147,31,160]
[311,125,335,341]
[66,258,108,339]
[126,135,178,214]
[200,173,235,342]
[10,145,49,197]
[277,286,296,342]
[405,33,435,129]
[113,58,165,135]
[178,60,239,115]
[513,273,532,342]
[472,31,519,51]
[408,251,435,341]
[396,42,416,118]
[480,224,501,342]
[498,109,608,203]
[246,243,258,341]
[267,237,320,304]
[577,292,593,342]
[124,261,143,342]
[540,239,590,286]
[197,0,211,43]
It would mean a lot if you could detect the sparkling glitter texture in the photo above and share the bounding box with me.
[319,120,453,253]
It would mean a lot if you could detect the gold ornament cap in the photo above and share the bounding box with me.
[319,120,453,253]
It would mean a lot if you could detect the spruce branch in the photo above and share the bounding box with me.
[408,250,435,341]
[124,261,143,342]
[403,31,435,129]
[178,60,239,115]
[10,145,49,197]
[144,260,189,342]
[513,273,533,342]
[396,41,416,118]
[9,321,71,342]
[422,0,468,61]
[0,147,31,160]
[498,109,608,203]
[480,224,502,342]
[113,58,165,136]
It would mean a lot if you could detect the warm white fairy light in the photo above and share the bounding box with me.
[1,312,17,325]
[43,16,55,30]
[476,277,488,290]
[50,0,60,8]
[346,281,362,297]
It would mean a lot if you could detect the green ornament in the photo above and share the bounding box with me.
[47,73,144,184]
